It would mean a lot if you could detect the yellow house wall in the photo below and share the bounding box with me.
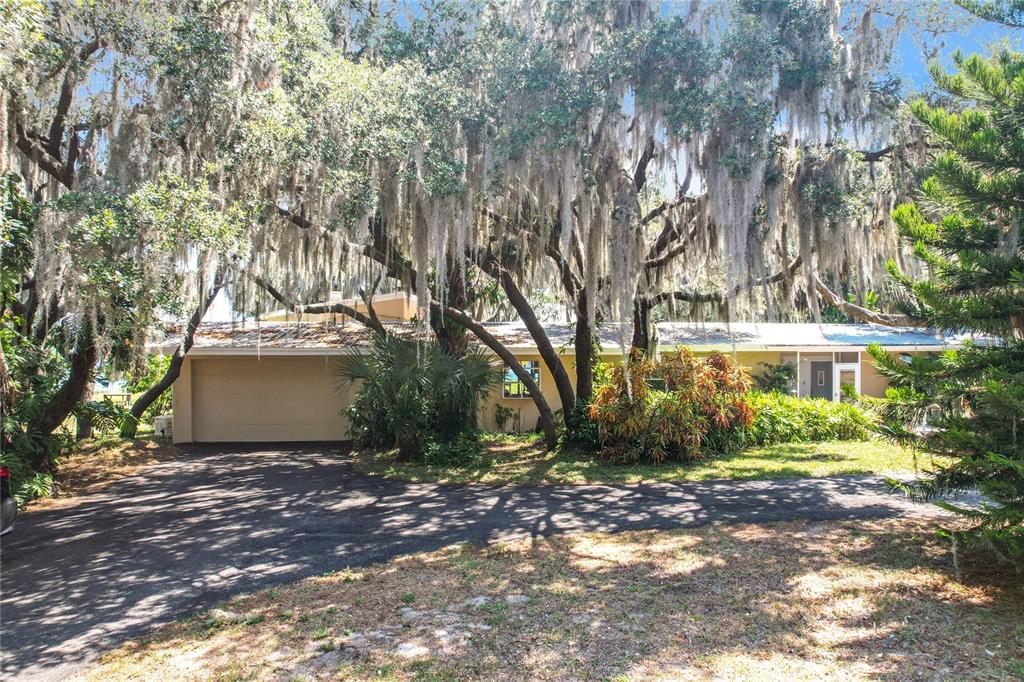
[728,351,787,379]
[479,353,579,432]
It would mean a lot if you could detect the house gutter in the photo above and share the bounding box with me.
[150,342,959,358]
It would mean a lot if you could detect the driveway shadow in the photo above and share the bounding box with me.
[0,443,940,680]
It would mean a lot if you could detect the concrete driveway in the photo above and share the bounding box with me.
[0,443,939,680]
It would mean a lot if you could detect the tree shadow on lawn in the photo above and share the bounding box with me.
[746,443,855,462]
[356,439,887,484]
[89,516,1024,681]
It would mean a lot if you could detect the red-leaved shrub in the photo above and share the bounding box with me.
[588,349,754,464]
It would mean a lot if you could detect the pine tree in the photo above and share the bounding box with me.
[868,24,1024,568]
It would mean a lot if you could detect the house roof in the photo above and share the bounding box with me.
[152,320,968,356]
[653,322,966,350]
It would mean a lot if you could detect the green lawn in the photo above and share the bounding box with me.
[350,437,946,485]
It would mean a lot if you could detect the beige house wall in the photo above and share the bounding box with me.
[262,293,416,323]
[173,356,356,443]
[172,358,194,442]
[860,352,891,398]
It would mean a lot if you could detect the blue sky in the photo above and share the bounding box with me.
[891,1,1021,92]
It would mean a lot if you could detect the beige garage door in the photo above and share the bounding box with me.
[191,356,354,442]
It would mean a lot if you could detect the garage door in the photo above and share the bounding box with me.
[191,356,354,442]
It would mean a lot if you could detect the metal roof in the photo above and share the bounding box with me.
[153,320,968,356]
[652,322,966,350]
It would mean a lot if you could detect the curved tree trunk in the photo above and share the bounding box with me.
[121,276,225,438]
[435,302,558,448]
[358,237,558,446]
[477,257,576,418]
[30,321,98,470]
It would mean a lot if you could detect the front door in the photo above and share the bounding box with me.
[810,361,833,400]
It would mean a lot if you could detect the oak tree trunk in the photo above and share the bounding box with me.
[30,322,98,470]
[478,258,576,419]
[435,303,558,448]
[121,278,224,438]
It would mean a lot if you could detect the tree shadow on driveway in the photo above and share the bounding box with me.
[0,443,944,679]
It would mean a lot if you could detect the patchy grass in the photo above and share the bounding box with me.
[352,437,945,485]
[29,433,181,509]
[87,517,1023,681]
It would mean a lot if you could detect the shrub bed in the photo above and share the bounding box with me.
[745,391,874,445]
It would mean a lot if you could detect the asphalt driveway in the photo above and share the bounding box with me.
[1,443,942,680]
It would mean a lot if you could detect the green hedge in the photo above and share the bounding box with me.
[745,391,875,445]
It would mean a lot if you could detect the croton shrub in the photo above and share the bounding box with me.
[588,349,755,464]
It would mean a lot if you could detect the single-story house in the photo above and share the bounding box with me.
[156,297,967,443]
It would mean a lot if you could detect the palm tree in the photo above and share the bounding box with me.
[336,333,500,459]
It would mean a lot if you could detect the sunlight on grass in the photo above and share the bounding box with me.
[87,518,1024,681]
[352,438,947,486]
[30,434,180,508]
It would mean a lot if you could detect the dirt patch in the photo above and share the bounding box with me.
[87,517,1024,681]
[30,437,182,510]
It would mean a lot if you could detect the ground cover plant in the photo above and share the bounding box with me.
[745,391,875,445]
[85,517,1024,681]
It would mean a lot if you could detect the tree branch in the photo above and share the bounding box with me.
[475,251,578,413]
[858,145,895,163]
[14,121,73,188]
[122,270,226,437]
[247,271,386,335]
[633,136,656,191]
[277,205,314,230]
[644,257,804,308]
[812,275,914,327]
[641,167,696,227]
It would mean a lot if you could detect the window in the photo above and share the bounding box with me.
[816,370,826,386]
[838,369,858,402]
[837,352,859,364]
[646,376,666,391]
[503,361,540,399]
